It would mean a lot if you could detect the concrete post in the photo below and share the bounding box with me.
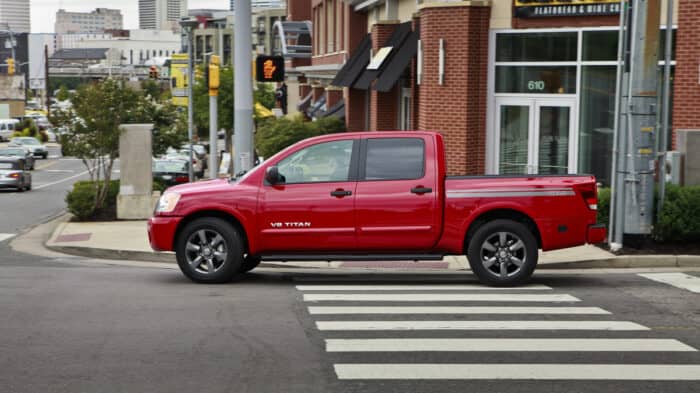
[117,124,159,220]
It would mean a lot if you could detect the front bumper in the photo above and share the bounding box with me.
[587,224,607,244]
[147,215,182,252]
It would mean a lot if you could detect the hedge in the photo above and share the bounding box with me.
[66,179,166,221]
[597,184,700,242]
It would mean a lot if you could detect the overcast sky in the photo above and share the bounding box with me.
[31,0,229,33]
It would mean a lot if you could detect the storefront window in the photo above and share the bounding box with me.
[578,66,616,186]
[495,66,576,94]
[582,30,618,61]
[496,32,577,62]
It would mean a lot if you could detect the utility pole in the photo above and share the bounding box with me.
[179,18,198,182]
[45,44,50,116]
[233,0,254,175]
[208,55,220,179]
[610,0,662,251]
[657,0,674,215]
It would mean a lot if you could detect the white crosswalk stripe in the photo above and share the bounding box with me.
[638,272,700,293]
[303,293,580,302]
[0,233,15,242]
[296,281,700,381]
[333,364,700,380]
[308,306,610,315]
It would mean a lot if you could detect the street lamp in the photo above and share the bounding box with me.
[179,18,199,182]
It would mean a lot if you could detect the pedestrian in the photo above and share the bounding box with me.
[275,82,288,115]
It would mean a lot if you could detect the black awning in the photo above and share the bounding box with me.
[374,27,418,92]
[323,98,345,120]
[331,35,371,87]
[354,22,413,90]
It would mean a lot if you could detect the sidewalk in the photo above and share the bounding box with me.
[45,217,700,270]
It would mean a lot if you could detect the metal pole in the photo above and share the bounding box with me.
[658,0,674,216]
[209,93,218,179]
[609,0,629,250]
[234,0,254,175]
[187,28,195,182]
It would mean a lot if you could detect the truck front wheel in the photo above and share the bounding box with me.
[467,219,538,287]
[176,217,244,283]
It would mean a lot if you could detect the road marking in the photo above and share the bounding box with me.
[303,293,580,302]
[0,233,15,242]
[325,338,696,352]
[34,160,58,170]
[333,364,700,380]
[34,168,92,190]
[297,284,552,291]
[315,320,649,331]
[307,306,610,315]
[46,169,74,173]
[638,273,700,293]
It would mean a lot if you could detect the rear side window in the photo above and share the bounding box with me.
[363,138,425,181]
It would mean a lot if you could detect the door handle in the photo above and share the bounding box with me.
[411,187,432,194]
[330,189,352,197]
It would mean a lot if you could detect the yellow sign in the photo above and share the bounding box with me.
[170,54,189,107]
[514,0,621,18]
[208,55,220,96]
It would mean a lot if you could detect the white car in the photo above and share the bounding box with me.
[9,137,49,159]
[0,119,20,142]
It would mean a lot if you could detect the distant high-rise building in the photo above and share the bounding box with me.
[139,0,187,31]
[0,0,30,32]
[54,8,123,34]
[230,0,285,12]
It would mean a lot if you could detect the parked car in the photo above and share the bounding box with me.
[162,148,204,178]
[153,159,190,187]
[9,137,48,159]
[148,131,606,286]
[181,143,209,169]
[0,158,32,192]
[0,119,20,142]
[0,147,35,170]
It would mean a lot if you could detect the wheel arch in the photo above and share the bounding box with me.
[174,209,251,254]
[463,208,542,254]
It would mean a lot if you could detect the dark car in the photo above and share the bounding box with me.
[0,158,32,192]
[0,147,35,170]
[153,159,190,187]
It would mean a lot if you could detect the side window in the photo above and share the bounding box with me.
[364,138,425,181]
[276,140,354,184]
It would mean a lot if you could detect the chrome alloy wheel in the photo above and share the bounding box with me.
[479,231,527,279]
[185,229,228,275]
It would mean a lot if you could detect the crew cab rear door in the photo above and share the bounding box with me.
[257,139,359,252]
[354,135,441,251]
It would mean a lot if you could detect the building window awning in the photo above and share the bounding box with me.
[354,21,413,91]
[297,92,313,112]
[374,28,418,92]
[307,95,327,118]
[331,34,371,88]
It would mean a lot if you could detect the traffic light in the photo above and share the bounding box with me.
[149,65,159,79]
[6,58,15,75]
[255,55,284,82]
[208,55,220,96]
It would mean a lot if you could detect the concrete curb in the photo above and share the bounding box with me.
[44,244,176,263]
[539,255,700,269]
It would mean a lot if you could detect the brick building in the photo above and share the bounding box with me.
[280,0,688,182]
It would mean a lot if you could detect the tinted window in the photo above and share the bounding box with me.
[364,138,424,181]
[496,32,577,62]
[277,140,354,184]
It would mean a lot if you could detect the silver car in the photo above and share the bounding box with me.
[0,147,35,170]
[9,137,49,159]
[0,158,32,192]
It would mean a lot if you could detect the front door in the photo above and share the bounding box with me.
[257,139,358,252]
[494,97,577,175]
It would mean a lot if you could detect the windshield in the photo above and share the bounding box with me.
[153,160,188,172]
[0,149,25,156]
[16,138,39,145]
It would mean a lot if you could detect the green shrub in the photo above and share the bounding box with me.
[65,182,97,220]
[597,187,610,227]
[654,184,700,242]
[255,114,346,158]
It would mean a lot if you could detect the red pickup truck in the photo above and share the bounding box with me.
[148,131,605,286]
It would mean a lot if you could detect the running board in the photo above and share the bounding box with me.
[260,254,446,262]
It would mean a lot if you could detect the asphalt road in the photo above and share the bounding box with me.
[0,245,699,393]
[0,146,89,236]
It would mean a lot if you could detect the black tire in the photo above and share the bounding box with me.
[27,183,31,191]
[175,217,244,283]
[42,153,48,159]
[240,255,261,273]
[466,219,538,287]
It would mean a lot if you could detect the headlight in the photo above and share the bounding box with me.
[155,192,181,213]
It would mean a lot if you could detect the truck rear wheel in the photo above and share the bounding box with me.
[467,219,538,287]
[175,217,244,283]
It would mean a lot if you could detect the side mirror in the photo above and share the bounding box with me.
[265,166,284,185]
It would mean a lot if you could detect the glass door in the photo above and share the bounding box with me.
[494,97,576,175]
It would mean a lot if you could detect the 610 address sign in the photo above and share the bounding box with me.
[528,80,545,91]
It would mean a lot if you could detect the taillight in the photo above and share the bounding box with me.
[7,173,19,179]
[175,176,189,183]
[578,183,598,210]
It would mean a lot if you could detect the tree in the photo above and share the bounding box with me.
[53,79,152,211]
[56,85,71,101]
[255,114,346,158]
[151,102,188,156]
